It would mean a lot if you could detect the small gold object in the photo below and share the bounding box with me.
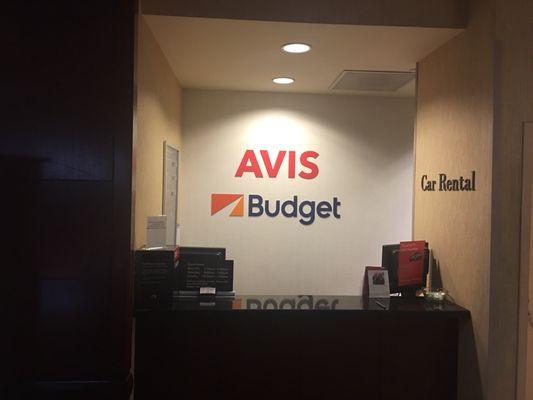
[425,289,447,302]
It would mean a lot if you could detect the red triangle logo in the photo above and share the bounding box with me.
[211,194,244,216]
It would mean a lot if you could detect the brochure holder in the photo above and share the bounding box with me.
[381,241,429,296]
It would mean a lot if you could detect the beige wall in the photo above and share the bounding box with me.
[181,89,415,295]
[134,16,182,248]
[489,0,533,399]
[414,4,493,398]
[414,0,533,399]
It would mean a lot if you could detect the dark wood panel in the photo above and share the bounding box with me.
[3,12,131,181]
[25,279,113,378]
[108,0,136,380]
[8,182,114,380]
[23,181,114,278]
[3,1,136,398]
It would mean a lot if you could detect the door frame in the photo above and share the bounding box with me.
[163,141,180,245]
[517,122,533,400]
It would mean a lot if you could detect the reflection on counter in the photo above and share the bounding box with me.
[167,295,468,314]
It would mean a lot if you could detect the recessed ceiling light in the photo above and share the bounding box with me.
[282,43,311,54]
[273,77,295,85]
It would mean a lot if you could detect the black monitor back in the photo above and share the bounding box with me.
[179,246,226,260]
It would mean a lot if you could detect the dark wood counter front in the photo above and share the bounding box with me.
[134,296,469,400]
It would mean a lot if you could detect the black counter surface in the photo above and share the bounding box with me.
[156,294,469,314]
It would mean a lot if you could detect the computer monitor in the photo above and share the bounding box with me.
[176,247,228,294]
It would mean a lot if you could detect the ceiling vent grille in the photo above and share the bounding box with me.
[330,70,415,92]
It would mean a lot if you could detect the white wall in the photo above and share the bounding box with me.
[181,89,414,295]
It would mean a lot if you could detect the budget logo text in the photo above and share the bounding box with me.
[210,193,341,225]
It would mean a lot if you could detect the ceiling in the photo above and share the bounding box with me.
[144,15,462,96]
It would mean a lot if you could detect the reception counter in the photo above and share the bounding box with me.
[134,295,469,400]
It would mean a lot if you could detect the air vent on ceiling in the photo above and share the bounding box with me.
[330,70,415,92]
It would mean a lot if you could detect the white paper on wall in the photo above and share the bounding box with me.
[147,215,167,248]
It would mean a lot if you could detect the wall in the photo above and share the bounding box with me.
[489,0,533,398]
[135,16,182,248]
[413,2,493,398]
[414,0,533,399]
[181,89,415,295]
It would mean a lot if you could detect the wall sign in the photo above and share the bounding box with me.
[210,149,341,225]
[421,171,476,192]
[235,149,319,179]
[211,193,341,225]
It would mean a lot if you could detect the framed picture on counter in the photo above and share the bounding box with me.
[363,266,390,299]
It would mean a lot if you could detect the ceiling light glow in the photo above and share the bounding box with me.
[282,43,311,54]
[273,77,295,85]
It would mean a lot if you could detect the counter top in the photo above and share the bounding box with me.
[138,294,469,315]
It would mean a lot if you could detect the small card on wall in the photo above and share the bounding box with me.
[363,267,390,299]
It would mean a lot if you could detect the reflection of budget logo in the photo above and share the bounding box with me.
[211,193,244,217]
[246,295,340,310]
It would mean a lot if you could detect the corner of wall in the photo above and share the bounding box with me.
[413,8,494,398]
[134,16,183,249]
